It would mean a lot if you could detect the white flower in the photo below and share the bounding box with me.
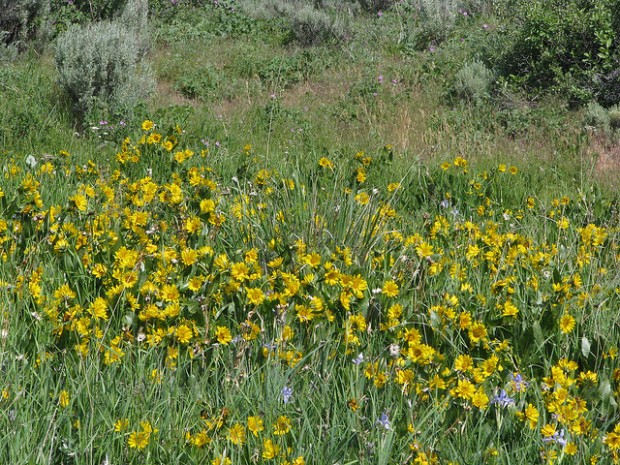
[388,344,400,358]
[25,155,37,168]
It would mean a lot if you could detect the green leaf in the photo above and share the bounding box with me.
[532,321,544,349]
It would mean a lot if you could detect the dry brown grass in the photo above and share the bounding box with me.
[588,134,620,188]
[148,35,618,198]
[152,79,198,108]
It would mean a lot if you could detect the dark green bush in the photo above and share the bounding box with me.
[494,0,620,105]
[594,69,620,108]
[357,0,395,13]
[1,0,137,49]
[49,0,127,23]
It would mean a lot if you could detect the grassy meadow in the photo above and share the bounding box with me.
[1,1,620,464]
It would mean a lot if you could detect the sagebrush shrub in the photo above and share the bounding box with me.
[583,101,611,133]
[288,4,344,45]
[117,0,150,56]
[409,0,459,49]
[0,0,51,51]
[608,105,620,130]
[55,19,154,123]
[452,60,494,103]
[241,0,347,45]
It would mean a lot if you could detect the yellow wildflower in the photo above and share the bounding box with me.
[215,326,232,345]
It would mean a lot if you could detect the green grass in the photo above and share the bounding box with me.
[1,2,620,464]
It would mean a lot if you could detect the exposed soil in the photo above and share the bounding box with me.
[588,134,620,187]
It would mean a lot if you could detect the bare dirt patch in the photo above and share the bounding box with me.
[152,79,199,108]
[588,134,620,187]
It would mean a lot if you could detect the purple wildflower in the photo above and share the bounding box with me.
[510,373,528,392]
[281,386,293,404]
[542,429,567,447]
[377,412,391,430]
[491,390,515,408]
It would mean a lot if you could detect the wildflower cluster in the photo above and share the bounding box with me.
[2,121,620,464]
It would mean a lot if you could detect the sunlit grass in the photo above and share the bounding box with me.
[0,117,618,464]
[1,3,620,463]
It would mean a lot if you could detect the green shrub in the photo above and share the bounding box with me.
[493,0,620,105]
[0,0,51,51]
[49,0,127,22]
[175,67,228,100]
[451,60,494,103]
[259,49,331,85]
[409,0,459,50]
[608,104,620,130]
[47,0,132,37]
[357,0,396,13]
[241,0,348,46]
[55,19,154,124]
[583,101,611,133]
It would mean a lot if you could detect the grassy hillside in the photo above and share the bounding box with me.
[1,1,620,464]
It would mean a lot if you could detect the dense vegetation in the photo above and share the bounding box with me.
[1,1,620,464]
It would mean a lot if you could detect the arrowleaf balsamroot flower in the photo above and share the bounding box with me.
[559,313,576,334]
[382,280,399,297]
[227,423,246,445]
[6,119,620,464]
[59,390,70,408]
[318,157,334,169]
[262,439,280,459]
[604,424,620,450]
[246,287,265,306]
[247,416,264,436]
[215,326,232,345]
[273,415,291,435]
[128,421,157,450]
